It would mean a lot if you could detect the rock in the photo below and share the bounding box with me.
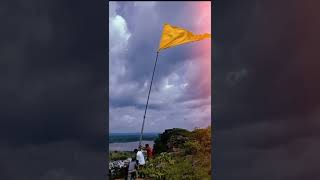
[109,158,131,177]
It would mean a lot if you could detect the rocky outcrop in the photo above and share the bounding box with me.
[154,128,191,154]
[109,158,131,178]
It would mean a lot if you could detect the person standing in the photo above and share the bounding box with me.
[127,156,138,180]
[144,144,153,161]
[134,148,146,178]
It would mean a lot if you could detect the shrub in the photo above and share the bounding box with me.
[141,152,174,179]
[183,140,200,155]
[142,152,211,180]
[153,128,192,154]
[110,151,134,161]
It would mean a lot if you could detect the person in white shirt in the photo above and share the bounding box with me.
[134,148,145,165]
[134,148,146,178]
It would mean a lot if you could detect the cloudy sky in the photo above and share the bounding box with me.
[2,0,320,179]
[0,0,107,179]
[109,1,211,133]
[214,0,320,179]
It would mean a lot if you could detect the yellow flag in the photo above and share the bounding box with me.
[158,23,211,52]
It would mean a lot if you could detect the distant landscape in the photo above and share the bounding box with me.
[109,132,159,143]
[109,132,159,151]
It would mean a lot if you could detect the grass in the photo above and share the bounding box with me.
[110,151,135,161]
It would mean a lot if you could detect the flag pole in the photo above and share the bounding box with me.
[139,51,160,149]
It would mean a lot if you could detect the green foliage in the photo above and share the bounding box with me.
[142,126,212,179]
[108,126,212,179]
[141,153,174,179]
[110,151,134,161]
[165,158,196,180]
[154,137,167,154]
[183,140,200,155]
[142,152,210,180]
[153,128,192,154]
[191,126,211,153]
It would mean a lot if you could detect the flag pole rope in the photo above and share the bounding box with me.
[139,51,160,149]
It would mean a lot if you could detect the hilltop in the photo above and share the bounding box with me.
[108,126,212,180]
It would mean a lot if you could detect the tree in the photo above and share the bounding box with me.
[143,126,212,179]
[153,128,191,154]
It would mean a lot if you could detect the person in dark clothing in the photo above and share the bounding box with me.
[128,156,138,180]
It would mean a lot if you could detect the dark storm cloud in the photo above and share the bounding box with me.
[1,0,106,179]
[1,0,106,145]
[117,1,200,84]
[214,0,320,179]
[0,141,105,180]
[109,1,211,132]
